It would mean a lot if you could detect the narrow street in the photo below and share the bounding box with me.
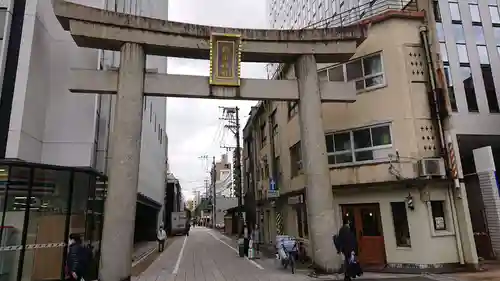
[132,227,444,281]
[133,227,315,281]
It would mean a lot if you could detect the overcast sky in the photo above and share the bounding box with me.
[166,0,268,200]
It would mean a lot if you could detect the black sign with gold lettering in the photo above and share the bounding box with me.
[209,33,241,86]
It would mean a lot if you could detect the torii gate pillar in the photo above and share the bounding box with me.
[295,54,341,272]
[100,42,146,281]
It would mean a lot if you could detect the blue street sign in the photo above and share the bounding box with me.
[270,179,276,191]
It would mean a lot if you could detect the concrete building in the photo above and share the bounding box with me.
[0,0,168,243]
[243,0,492,270]
[212,154,233,198]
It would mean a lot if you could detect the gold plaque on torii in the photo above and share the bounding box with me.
[209,33,242,87]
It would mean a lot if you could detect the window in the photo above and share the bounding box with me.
[322,54,384,92]
[469,4,481,23]
[490,6,500,24]
[290,142,302,177]
[449,2,461,22]
[481,66,500,113]
[444,66,458,112]
[436,23,445,42]
[430,201,447,231]
[460,66,479,112]
[457,44,469,63]
[453,24,465,44]
[287,101,298,119]
[328,65,345,82]
[325,124,392,165]
[390,202,411,248]
[345,54,384,91]
[260,122,267,147]
[433,0,441,22]
[440,43,448,62]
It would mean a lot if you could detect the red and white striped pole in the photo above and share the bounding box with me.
[447,135,460,190]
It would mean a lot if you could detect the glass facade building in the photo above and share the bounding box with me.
[435,0,500,115]
[0,159,106,281]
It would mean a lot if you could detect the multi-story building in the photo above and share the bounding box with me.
[0,0,168,247]
[243,0,500,271]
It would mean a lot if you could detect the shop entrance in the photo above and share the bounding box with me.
[341,203,386,266]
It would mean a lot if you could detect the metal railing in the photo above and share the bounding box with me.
[306,0,418,29]
[267,0,419,79]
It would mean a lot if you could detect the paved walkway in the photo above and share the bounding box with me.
[132,227,439,281]
[133,227,318,281]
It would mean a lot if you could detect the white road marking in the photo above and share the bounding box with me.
[131,247,156,267]
[172,235,188,275]
[208,231,264,270]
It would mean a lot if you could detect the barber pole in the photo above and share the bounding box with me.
[448,141,458,180]
[447,139,461,191]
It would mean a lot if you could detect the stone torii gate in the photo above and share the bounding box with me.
[52,0,365,279]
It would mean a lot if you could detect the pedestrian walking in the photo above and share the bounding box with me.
[335,218,361,281]
[65,233,89,281]
[157,226,167,252]
[252,224,261,257]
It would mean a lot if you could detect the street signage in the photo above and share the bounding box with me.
[209,33,242,87]
[270,178,276,190]
[267,189,279,198]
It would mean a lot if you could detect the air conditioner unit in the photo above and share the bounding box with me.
[418,158,446,178]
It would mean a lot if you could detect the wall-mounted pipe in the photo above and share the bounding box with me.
[419,25,450,176]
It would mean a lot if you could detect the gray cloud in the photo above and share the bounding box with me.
[166,0,267,199]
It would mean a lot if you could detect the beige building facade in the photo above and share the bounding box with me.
[243,6,479,270]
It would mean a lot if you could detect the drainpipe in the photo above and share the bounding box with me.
[420,25,465,265]
[419,26,448,172]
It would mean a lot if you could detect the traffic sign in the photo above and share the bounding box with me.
[270,178,276,190]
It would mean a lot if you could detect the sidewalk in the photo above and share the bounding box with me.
[436,261,500,281]
[132,241,158,264]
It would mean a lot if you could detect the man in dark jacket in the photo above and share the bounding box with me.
[337,218,357,281]
[66,233,88,281]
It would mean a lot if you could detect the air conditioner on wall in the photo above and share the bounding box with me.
[418,158,446,178]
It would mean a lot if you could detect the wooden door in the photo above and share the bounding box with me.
[341,204,386,266]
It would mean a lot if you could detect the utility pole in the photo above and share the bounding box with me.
[220,106,243,236]
[234,107,243,236]
[204,179,209,199]
[211,156,216,228]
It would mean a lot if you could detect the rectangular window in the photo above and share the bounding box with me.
[460,66,479,112]
[449,2,461,22]
[290,141,302,177]
[430,201,447,231]
[490,6,500,24]
[390,202,411,248]
[444,66,458,112]
[469,4,481,23]
[457,44,469,63]
[453,24,465,44]
[325,53,385,91]
[325,123,392,165]
[433,0,441,22]
[481,66,500,113]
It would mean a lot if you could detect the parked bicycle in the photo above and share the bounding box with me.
[275,235,299,274]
